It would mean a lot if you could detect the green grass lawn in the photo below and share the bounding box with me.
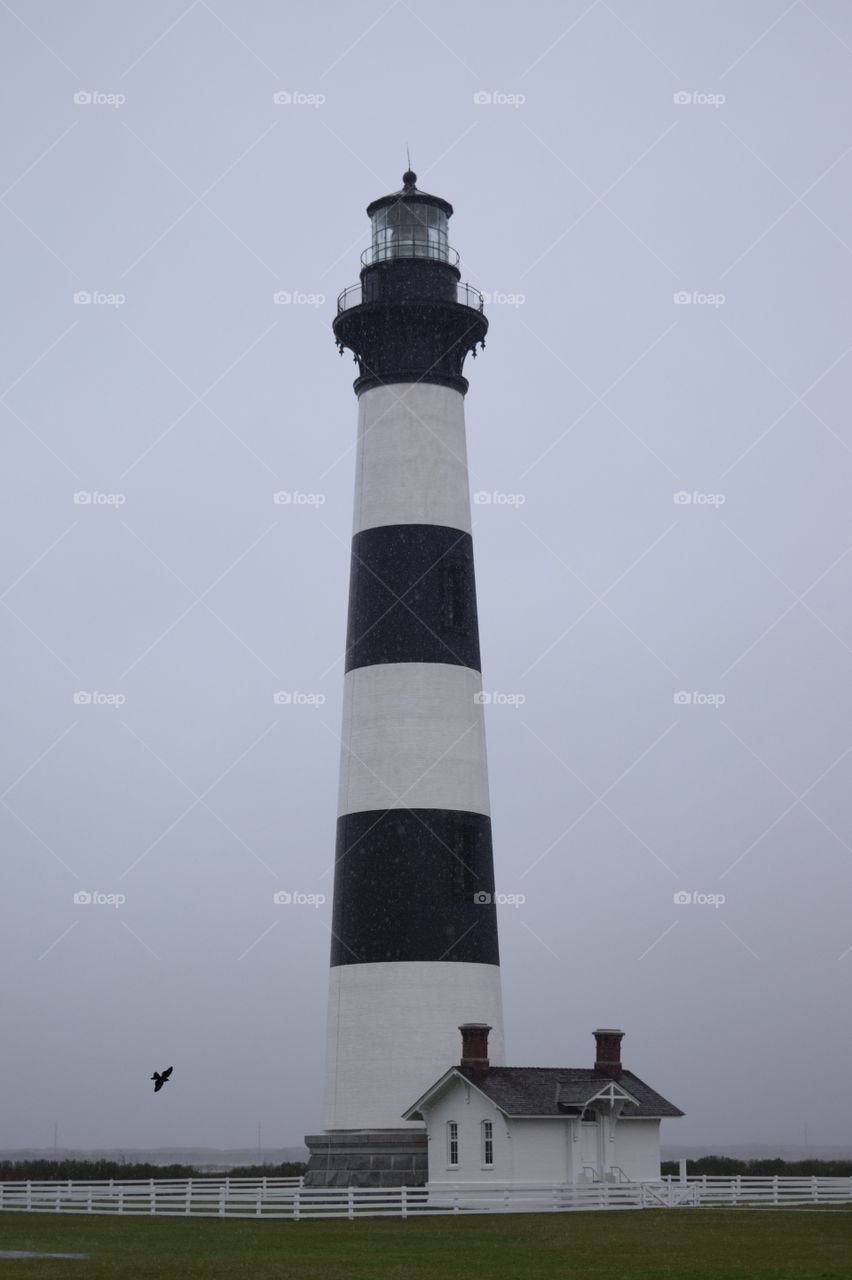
[0,1208,850,1279]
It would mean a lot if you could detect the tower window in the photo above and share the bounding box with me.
[481,1119,493,1167]
[443,561,466,631]
[447,1121,459,1167]
[452,823,477,900]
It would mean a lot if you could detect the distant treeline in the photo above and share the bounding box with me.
[0,1160,307,1182]
[661,1156,852,1177]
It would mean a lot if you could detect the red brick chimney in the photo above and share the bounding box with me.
[459,1023,491,1073]
[593,1028,624,1078]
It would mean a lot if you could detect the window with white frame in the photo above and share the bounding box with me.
[447,1121,459,1167]
[481,1119,494,1167]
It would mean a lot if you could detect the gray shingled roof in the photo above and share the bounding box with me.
[456,1067,684,1118]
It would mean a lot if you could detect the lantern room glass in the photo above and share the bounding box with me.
[371,200,449,262]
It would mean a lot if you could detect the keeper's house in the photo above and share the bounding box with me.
[403,1025,683,1187]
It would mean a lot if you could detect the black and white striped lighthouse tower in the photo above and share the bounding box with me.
[304,171,504,1186]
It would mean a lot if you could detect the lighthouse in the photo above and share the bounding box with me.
[304,171,505,1186]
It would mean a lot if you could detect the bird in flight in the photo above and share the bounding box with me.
[151,1067,173,1093]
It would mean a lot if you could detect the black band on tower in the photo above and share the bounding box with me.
[345,524,481,673]
[330,808,499,966]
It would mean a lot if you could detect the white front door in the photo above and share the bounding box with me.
[581,1121,602,1180]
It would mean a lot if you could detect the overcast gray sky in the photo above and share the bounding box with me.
[2,0,851,1155]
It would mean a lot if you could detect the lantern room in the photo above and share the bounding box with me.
[366,170,453,263]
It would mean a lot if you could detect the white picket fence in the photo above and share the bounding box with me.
[667,1174,852,1208]
[0,1176,849,1220]
[0,1178,304,1219]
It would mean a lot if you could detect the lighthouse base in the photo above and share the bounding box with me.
[302,1129,428,1187]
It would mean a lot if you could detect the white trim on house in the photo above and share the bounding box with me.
[403,1067,464,1120]
[481,1118,494,1169]
[446,1120,459,1170]
[585,1079,640,1108]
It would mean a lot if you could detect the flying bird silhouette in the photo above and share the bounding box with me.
[151,1067,173,1093]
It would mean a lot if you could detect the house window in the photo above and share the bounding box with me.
[581,1109,598,1122]
[481,1119,493,1167]
[447,1121,459,1167]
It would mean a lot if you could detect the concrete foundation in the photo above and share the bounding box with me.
[303,1129,428,1187]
